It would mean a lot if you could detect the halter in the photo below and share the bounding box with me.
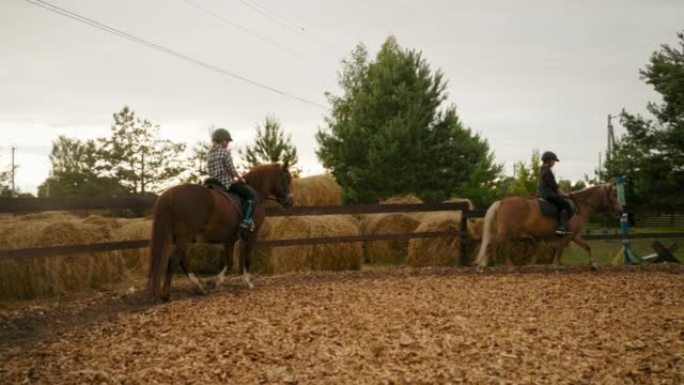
[572,185,617,216]
[265,169,291,205]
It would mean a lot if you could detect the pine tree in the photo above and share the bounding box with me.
[317,37,501,204]
[99,106,186,195]
[602,31,684,210]
[241,115,299,174]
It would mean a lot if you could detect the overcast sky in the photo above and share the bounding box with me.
[1,0,683,194]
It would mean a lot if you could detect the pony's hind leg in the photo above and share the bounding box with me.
[160,248,178,302]
[178,245,207,294]
[239,236,255,289]
[216,240,237,288]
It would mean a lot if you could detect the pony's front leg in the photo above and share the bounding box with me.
[239,236,255,289]
[572,235,597,270]
[551,239,571,266]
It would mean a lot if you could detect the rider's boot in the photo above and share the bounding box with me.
[240,200,255,231]
[556,209,571,236]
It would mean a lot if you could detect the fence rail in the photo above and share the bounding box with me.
[1,197,683,264]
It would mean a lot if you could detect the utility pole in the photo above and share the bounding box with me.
[11,146,16,198]
[607,114,616,163]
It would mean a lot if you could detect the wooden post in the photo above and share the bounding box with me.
[460,210,469,266]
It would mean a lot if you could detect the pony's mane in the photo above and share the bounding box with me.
[244,163,283,195]
[570,183,609,197]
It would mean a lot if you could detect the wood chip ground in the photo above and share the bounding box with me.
[1,265,683,384]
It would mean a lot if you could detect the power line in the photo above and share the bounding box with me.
[25,0,328,110]
[238,0,334,52]
[181,0,330,68]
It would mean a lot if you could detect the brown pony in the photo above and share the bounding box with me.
[474,183,623,268]
[148,162,293,302]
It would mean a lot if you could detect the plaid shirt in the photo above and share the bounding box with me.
[207,146,238,189]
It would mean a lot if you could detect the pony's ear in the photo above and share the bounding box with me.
[282,159,289,170]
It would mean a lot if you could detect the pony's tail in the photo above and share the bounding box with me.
[474,200,501,267]
[148,192,174,299]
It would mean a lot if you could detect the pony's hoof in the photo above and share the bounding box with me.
[590,262,599,271]
[475,265,486,274]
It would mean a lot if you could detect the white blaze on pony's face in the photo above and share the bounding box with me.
[608,184,624,214]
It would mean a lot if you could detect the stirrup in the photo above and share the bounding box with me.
[555,228,571,236]
[240,219,254,231]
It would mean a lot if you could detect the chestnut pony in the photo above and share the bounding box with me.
[148,162,293,302]
[474,183,623,268]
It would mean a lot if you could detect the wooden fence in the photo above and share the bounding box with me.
[0,197,683,266]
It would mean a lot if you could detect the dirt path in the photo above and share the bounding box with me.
[1,265,683,384]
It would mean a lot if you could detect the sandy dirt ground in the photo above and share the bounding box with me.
[1,264,683,384]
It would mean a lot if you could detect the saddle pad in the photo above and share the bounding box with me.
[203,179,243,218]
[537,198,576,219]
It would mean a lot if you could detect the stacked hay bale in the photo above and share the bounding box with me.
[407,211,464,267]
[292,174,342,206]
[360,195,424,265]
[0,214,126,300]
[404,196,478,267]
[112,219,152,272]
[266,215,362,274]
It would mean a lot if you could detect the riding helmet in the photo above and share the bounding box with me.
[541,151,560,162]
[211,128,232,142]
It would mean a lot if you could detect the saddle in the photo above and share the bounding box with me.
[537,197,577,220]
[203,178,243,218]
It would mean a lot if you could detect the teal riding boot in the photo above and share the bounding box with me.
[240,200,255,231]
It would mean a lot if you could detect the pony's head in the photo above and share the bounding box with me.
[601,183,623,215]
[245,161,294,208]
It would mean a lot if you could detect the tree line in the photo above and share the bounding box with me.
[3,32,680,211]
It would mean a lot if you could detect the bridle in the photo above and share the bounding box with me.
[572,185,620,218]
[265,170,291,206]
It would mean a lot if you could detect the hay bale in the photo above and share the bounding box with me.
[268,215,362,274]
[113,219,152,272]
[362,213,420,264]
[82,215,123,230]
[0,218,126,300]
[407,212,463,267]
[15,211,77,222]
[381,194,423,205]
[292,174,342,206]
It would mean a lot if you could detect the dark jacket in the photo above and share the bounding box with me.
[537,164,559,199]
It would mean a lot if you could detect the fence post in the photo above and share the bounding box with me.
[460,210,469,266]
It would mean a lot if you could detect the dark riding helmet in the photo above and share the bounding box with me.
[211,128,232,142]
[541,151,560,162]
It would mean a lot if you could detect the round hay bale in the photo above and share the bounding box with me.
[292,174,342,206]
[407,212,463,267]
[362,213,420,264]
[0,219,125,300]
[82,215,123,230]
[269,215,362,274]
[381,194,423,205]
[16,211,76,222]
[113,219,152,272]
